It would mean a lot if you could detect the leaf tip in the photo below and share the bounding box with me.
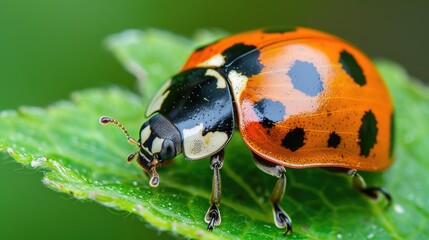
[104,29,145,49]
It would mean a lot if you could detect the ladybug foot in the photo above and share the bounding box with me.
[360,187,392,207]
[205,204,221,231]
[273,204,292,234]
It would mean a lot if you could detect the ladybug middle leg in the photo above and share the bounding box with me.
[253,154,293,234]
[205,150,224,231]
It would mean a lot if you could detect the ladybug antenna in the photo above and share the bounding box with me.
[99,116,140,148]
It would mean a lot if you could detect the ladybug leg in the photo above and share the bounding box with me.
[347,169,392,207]
[204,150,224,231]
[253,154,292,234]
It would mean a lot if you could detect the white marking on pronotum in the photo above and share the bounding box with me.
[182,123,228,159]
[146,79,172,116]
[197,54,226,68]
[140,125,151,143]
[228,70,249,97]
[151,137,164,154]
[205,69,226,89]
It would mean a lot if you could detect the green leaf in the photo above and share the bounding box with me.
[106,29,227,100]
[1,29,428,239]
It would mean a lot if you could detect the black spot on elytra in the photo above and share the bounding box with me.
[389,112,395,157]
[287,60,323,97]
[262,26,297,34]
[328,132,341,148]
[222,43,264,77]
[339,50,366,86]
[282,127,306,151]
[358,110,378,157]
[253,98,286,128]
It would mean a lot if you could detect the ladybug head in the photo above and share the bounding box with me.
[99,114,181,187]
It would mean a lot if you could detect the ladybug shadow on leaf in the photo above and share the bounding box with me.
[287,168,389,225]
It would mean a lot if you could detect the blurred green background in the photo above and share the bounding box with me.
[0,1,427,239]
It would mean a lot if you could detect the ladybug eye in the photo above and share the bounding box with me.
[159,139,176,160]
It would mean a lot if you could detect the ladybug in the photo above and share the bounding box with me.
[100,26,394,234]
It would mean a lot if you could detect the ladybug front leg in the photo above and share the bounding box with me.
[204,150,224,231]
[253,154,292,234]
